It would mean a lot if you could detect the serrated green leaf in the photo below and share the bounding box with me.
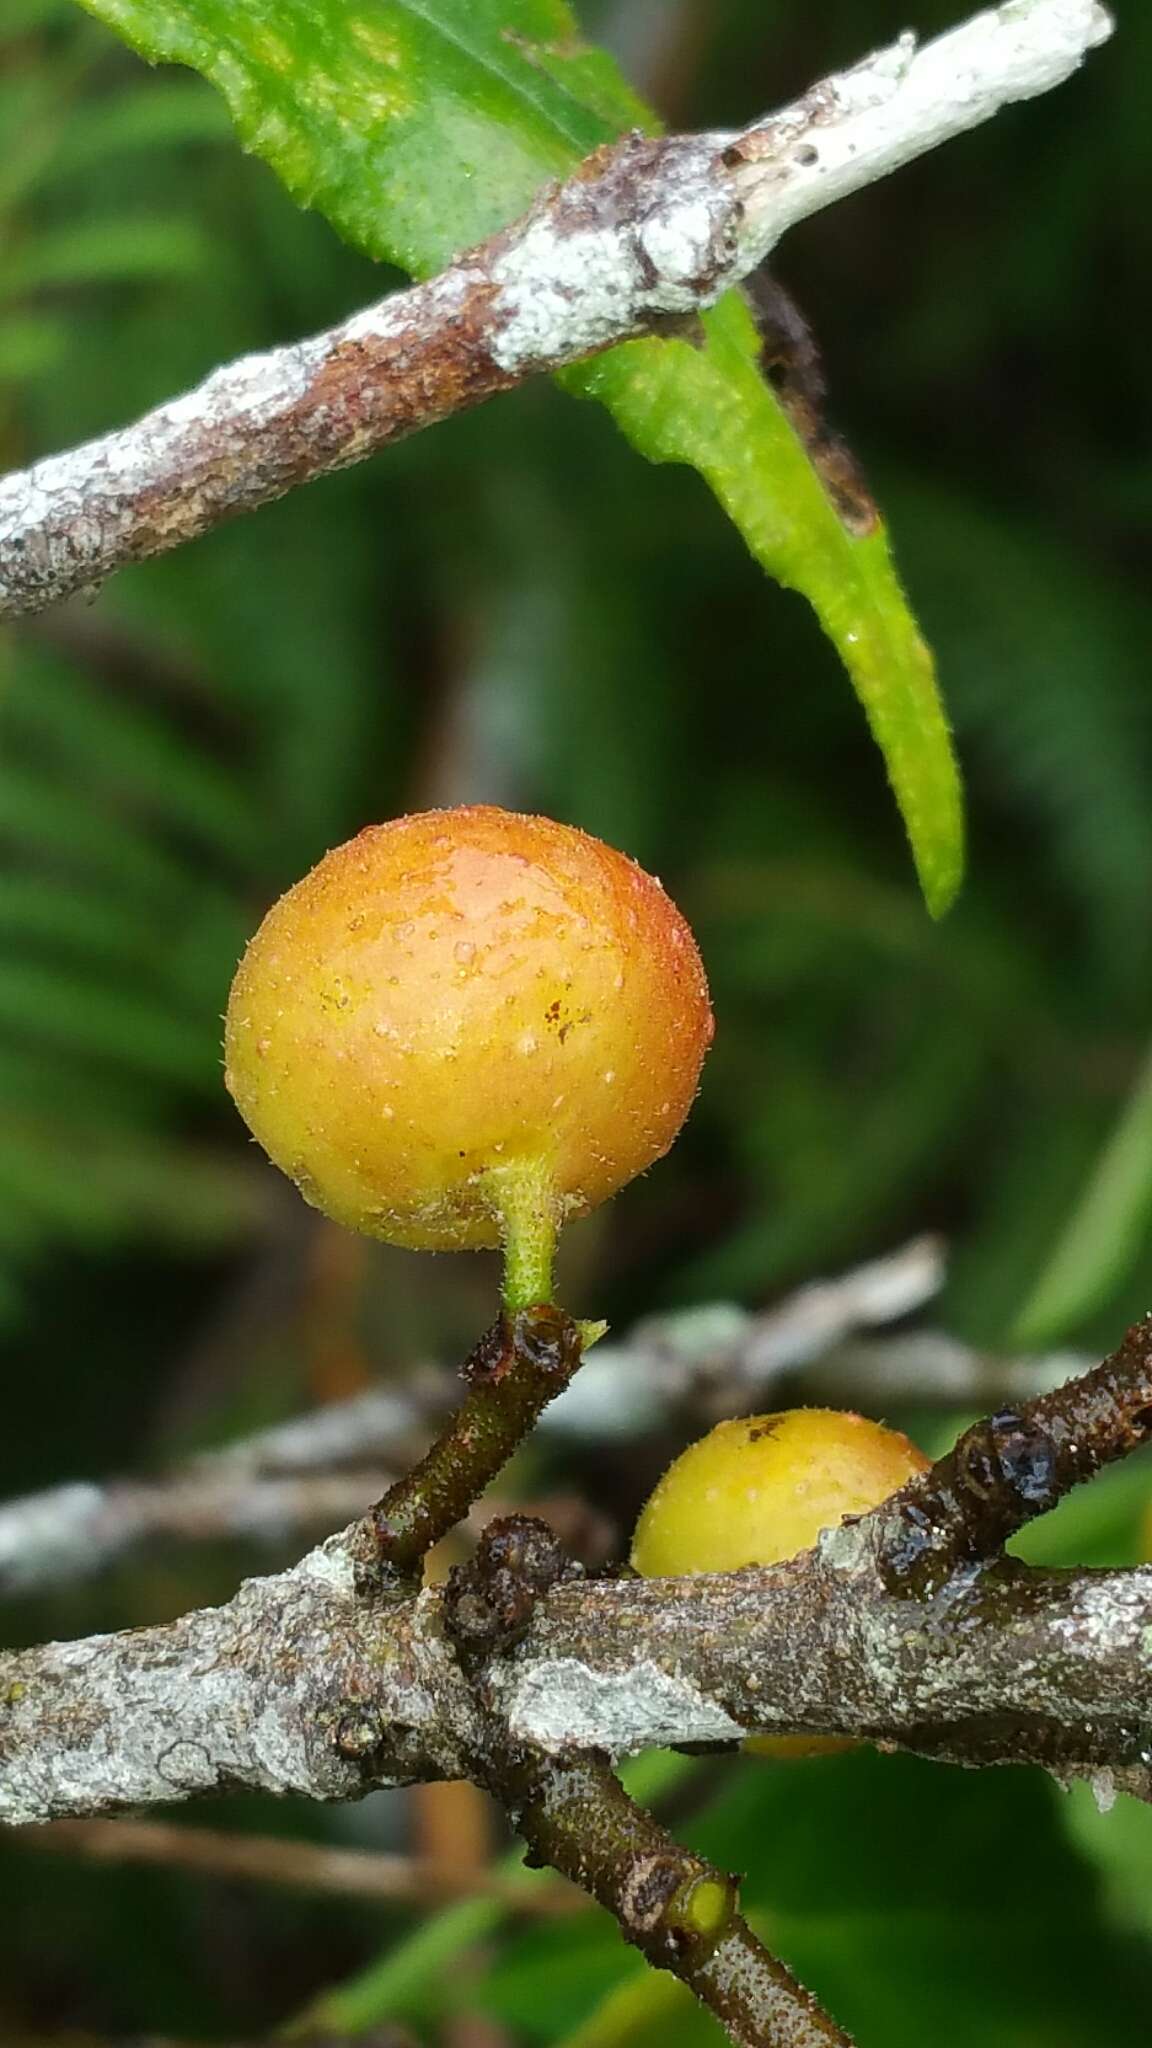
[73,0,963,912]
[76,0,646,274]
[567,295,963,914]
[1011,1046,1152,1347]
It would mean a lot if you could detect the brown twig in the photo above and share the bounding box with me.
[444,1518,852,2048]
[515,1757,851,2048]
[15,1815,578,1914]
[367,1307,586,1581]
[861,1316,1152,1594]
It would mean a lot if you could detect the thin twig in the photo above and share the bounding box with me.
[0,0,1112,619]
[800,1329,1087,1412]
[16,1815,578,1914]
[0,1469,395,1595]
[552,1236,948,1440]
[368,1307,586,1581]
[0,1238,941,1598]
[516,1756,851,2048]
[852,1316,1152,1593]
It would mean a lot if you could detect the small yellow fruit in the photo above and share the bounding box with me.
[224,807,712,1283]
[631,1409,929,1757]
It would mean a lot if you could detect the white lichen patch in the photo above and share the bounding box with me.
[733,0,1113,249]
[817,1518,874,1574]
[1089,1767,1117,1814]
[498,1655,744,1755]
[635,191,733,295]
[294,1539,360,1601]
[489,220,646,370]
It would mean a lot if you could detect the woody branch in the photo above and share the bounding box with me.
[4,1319,1152,1829]
[0,0,1112,620]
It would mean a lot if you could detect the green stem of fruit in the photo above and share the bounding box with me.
[489,1155,559,1311]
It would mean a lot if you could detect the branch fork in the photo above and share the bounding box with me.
[443,1514,850,2048]
[5,1317,1152,2045]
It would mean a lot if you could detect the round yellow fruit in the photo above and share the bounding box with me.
[224,807,712,1273]
[631,1408,929,1757]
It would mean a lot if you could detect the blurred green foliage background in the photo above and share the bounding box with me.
[2,1,1151,2043]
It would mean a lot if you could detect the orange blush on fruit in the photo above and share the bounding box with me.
[224,806,712,1302]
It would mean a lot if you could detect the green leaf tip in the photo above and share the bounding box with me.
[75,0,965,914]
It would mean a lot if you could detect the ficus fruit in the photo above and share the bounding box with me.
[631,1408,929,1756]
[224,805,712,1306]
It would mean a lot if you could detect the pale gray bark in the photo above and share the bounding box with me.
[3,1512,1149,1828]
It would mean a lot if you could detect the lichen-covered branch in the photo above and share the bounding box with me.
[6,1307,1152,2048]
[4,1521,1151,1827]
[0,0,1112,619]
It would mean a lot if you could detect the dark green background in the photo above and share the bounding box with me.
[2,2,1150,2042]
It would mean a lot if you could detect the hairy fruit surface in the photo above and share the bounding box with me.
[224,806,712,1263]
[631,1408,929,1756]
